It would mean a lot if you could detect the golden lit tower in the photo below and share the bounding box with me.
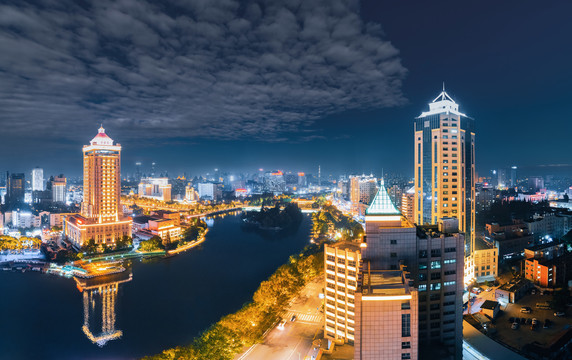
[414,86,476,254]
[65,126,132,248]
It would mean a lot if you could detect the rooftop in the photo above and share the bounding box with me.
[480,300,499,310]
[89,126,114,146]
[365,178,401,216]
[417,86,469,119]
[360,269,410,296]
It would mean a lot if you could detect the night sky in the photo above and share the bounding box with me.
[1,0,571,178]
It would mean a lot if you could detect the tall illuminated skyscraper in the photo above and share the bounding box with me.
[32,167,44,191]
[65,126,132,248]
[414,87,475,255]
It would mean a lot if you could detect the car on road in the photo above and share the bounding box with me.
[277,320,286,330]
[511,322,519,330]
[290,315,296,322]
[486,287,492,292]
[520,307,532,314]
[554,312,565,317]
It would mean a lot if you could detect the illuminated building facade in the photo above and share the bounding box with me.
[464,240,498,284]
[65,126,132,248]
[51,175,66,203]
[364,182,464,358]
[401,188,415,224]
[354,268,418,360]
[350,175,378,216]
[138,177,172,202]
[6,172,25,206]
[324,242,361,343]
[414,87,475,255]
[32,167,44,191]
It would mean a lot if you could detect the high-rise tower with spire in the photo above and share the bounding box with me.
[65,126,132,248]
[414,86,476,255]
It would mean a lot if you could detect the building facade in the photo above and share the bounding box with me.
[354,268,418,360]
[401,188,415,224]
[138,177,172,202]
[414,88,475,255]
[324,242,361,344]
[65,126,132,248]
[32,167,44,191]
[51,175,66,203]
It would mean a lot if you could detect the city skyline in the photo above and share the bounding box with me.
[1,1,572,177]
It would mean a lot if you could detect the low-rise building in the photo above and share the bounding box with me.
[464,239,498,284]
[480,300,500,320]
[495,279,532,304]
[524,253,572,288]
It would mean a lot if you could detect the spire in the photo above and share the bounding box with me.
[365,179,401,216]
[98,124,105,133]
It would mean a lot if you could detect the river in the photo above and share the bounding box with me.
[0,213,312,360]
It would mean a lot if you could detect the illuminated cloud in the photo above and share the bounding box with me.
[0,0,406,142]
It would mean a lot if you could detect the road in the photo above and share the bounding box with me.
[235,277,324,360]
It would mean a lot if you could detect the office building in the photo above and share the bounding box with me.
[6,172,25,206]
[51,175,66,203]
[350,175,378,216]
[64,126,132,248]
[510,166,517,187]
[363,179,417,271]
[416,219,464,359]
[528,176,544,192]
[464,239,498,284]
[185,184,199,202]
[32,167,44,191]
[401,187,415,224]
[324,242,361,344]
[354,267,418,360]
[198,182,222,201]
[138,177,172,202]
[414,87,475,256]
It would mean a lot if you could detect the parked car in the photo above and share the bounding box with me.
[526,318,532,325]
[554,312,565,317]
[544,319,551,328]
[520,317,526,324]
[508,317,515,323]
[511,322,519,330]
[532,289,536,295]
[530,323,537,330]
[532,318,538,325]
[520,307,532,314]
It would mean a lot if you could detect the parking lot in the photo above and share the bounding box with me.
[491,293,571,351]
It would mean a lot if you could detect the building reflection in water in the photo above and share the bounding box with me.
[74,266,132,347]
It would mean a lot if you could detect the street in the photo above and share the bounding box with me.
[235,277,324,360]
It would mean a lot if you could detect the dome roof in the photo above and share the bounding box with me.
[90,125,114,146]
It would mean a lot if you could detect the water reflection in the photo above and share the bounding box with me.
[74,266,132,346]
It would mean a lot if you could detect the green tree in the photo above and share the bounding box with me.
[82,238,98,254]
[139,236,165,252]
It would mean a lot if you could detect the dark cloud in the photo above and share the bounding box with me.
[0,0,406,142]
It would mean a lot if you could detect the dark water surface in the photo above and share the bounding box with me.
[0,214,312,360]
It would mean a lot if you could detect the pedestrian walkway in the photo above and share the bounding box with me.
[283,311,323,324]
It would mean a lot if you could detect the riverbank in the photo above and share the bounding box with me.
[167,229,208,255]
[142,244,324,360]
